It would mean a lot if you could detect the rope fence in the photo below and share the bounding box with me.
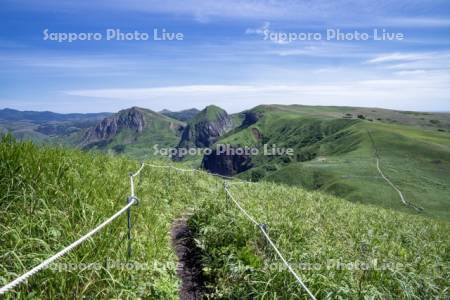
[1,162,316,299]
[0,164,142,295]
[224,184,317,300]
[0,197,137,295]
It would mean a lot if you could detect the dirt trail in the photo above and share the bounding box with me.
[171,217,207,300]
[367,131,423,212]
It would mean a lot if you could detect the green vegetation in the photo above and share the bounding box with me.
[192,183,449,299]
[1,137,448,299]
[83,108,184,161]
[0,136,213,299]
[194,105,227,123]
[215,105,450,220]
[4,105,449,220]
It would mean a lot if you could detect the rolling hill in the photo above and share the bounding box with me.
[0,137,448,298]
[203,105,450,219]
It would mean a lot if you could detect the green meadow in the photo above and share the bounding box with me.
[1,136,448,299]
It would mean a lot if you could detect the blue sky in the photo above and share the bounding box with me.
[0,0,449,113]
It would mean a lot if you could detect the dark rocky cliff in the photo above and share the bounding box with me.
[240,110,263,128]
[201,148,253,176]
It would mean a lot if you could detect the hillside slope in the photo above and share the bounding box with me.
[206,105,450,219]
[80,107,184,160]
[0,138,448,299]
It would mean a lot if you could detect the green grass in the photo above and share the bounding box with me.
[215,106,450,220]
[194,105,227,123]
[0,136,215,298]
[0,137,448,299]
[191,182,449,299]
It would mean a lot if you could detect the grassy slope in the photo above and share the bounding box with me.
[0,137,213,299]
[266,105,450,131]
[0,138,448,299]
[192,183,449,299]
[217,106,450,220]
[198,105,226,122]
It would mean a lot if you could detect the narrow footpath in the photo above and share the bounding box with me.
[171,217,207,300]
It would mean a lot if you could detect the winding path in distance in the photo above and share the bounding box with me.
[367,131,423,213]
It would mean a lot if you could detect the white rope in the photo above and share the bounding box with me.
[1,161,308,297]
[224,186,317,300]
[143,163,255,184]
[0,198,137,295]
[131,162,146,177]
[143,163,197,173]
[224,186,259,226]
[259,226,317,300]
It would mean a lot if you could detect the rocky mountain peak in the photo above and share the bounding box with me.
[178,105,232,149]
[81,107,147,145]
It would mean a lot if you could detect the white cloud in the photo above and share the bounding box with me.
[382,17,450,27]
[245,22,270,35]
[272,43,365,58]
[0,54,136,70]
[245,22,292,44]
[366,51,450,71]
[367,52,431,64]
[62,74,450,112]
[394,69,426,76]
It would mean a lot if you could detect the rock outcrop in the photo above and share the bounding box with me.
[201,148,253,176]
[241,110,263,128]
[81,107,146,146]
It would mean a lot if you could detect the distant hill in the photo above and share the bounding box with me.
[201,105,450,219]
[0,108,112,143]
[160,108,200,122]
[80,107,184,159]
[0,108,111,123]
